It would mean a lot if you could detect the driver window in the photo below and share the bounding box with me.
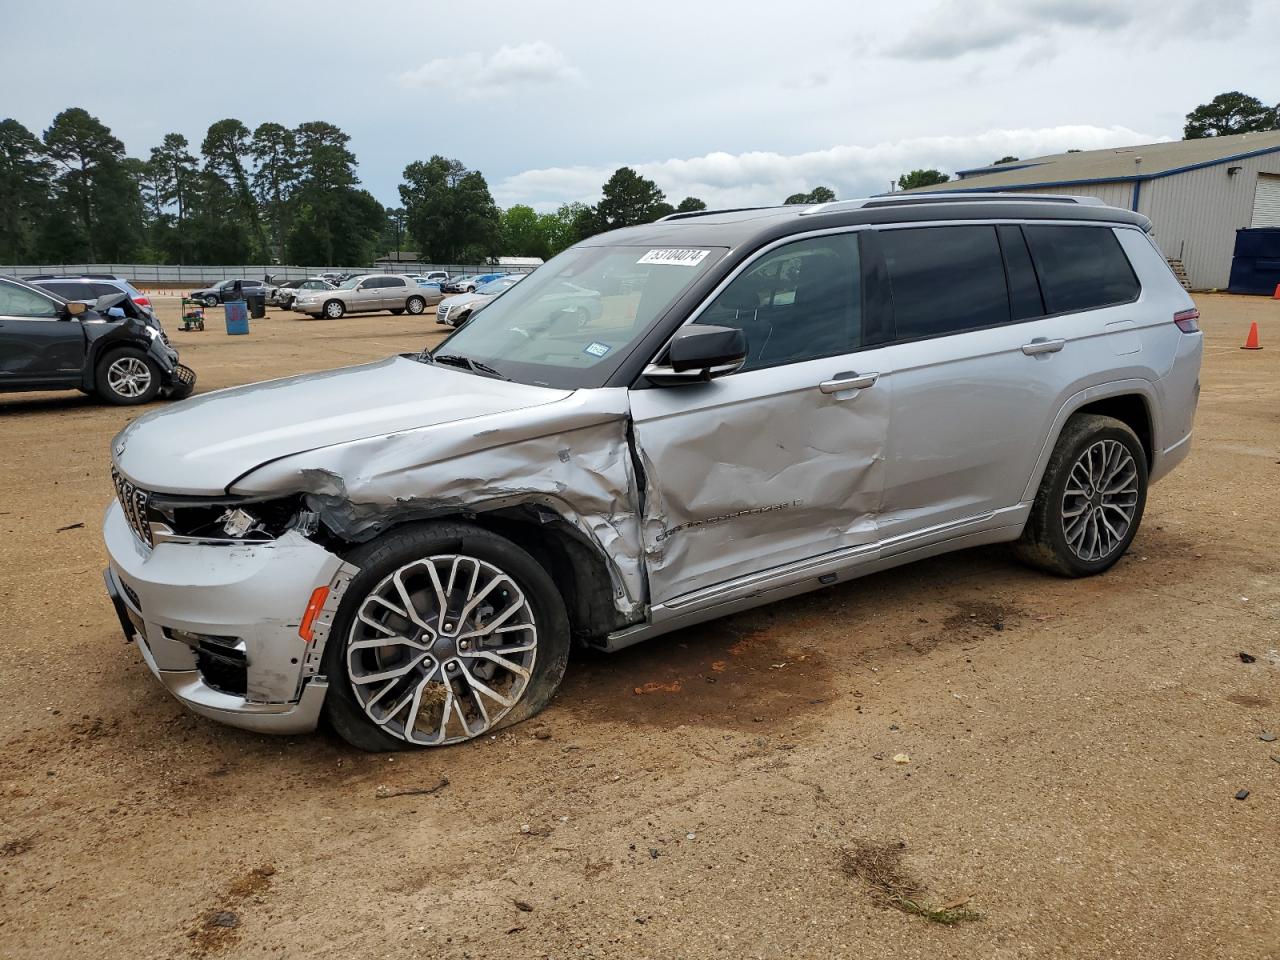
[696,233,861,372]
[0,281,59,318]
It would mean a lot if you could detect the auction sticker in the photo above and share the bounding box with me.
[638,248,711,267]
[583,341,612,358]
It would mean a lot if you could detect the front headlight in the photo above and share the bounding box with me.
[149,494,312,543]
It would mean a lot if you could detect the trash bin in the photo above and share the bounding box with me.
[245,290,266,319]
[224,299,250,335]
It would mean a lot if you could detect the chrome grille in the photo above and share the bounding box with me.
[111,466,153,547]
[438,304,451,322]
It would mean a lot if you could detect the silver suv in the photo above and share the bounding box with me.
[291,274,441,319]
[103,194,1202,750]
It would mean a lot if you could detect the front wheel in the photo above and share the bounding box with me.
[323,522,571,751]
[203,295,218,308]
[405,296,426,315]
[95,348,162,405]
[322,299,345,319]
[1014,413,1148,577]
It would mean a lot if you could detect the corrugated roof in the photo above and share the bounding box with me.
[908,130,1280,192]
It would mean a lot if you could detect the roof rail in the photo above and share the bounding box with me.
[658,205,780,222]
[800,193,1107,215]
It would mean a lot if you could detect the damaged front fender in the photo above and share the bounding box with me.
[229,389,648,619]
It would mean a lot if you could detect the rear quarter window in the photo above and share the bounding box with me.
[1023,225,1140,314]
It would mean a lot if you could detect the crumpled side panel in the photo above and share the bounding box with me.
[231,391,647,618]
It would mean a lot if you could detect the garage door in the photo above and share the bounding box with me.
[1252,173,1280,227]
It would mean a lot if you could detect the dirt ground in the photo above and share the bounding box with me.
[1,295,1277,959]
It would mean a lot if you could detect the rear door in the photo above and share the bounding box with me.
[630,231,893,605]
[383,276,409,309]
[870,223,1068,547]
[0,279,85,386]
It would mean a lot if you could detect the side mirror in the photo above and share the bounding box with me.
[64,301,88,318]
[644,325,747,386]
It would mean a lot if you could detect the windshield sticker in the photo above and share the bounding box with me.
[637,248,711,267]
[583,341,612,358]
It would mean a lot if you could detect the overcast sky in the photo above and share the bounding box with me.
[5,0,1277,211]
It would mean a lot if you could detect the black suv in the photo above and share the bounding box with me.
[0,275,195,405]
[188,278,268,307]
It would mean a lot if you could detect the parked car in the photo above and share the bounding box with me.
[270,278,336,310]
[441,273,506,294]
[0,275,194,405]
[290,274,441,319]
[188,278,269,308]
[26,275,161,326]
[102,194,1201,750]
[435,275,525,327]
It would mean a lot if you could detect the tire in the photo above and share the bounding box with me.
[453,311,471,328]
[322,299,345,319]
[166,380,195,401]
[390,308,405,316]
[465,285,476,293]
[203,295,218,308]
[405,296,426,315]
[284,296,295,311]
[323,521,571,751]
[95,348,163,406]
[1014,414,1148,577]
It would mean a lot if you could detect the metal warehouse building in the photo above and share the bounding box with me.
[906,130,1280,290]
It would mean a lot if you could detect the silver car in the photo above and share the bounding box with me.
[436,275,525,327]
[103,194,1202,750]
[291,274,442,319]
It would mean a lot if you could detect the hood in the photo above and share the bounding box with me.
[112,355,571,494]
[441,292,488,309]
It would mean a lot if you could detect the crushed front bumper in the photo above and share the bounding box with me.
[102,499,349,735]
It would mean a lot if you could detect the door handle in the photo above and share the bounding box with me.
[819,371,878,394]
[1021,337,1065,356]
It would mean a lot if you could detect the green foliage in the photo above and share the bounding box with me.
[784,186,836,204]
[676,196,707,212]
[1184,91,1279,139]
[994,155,1019,164]
[0,119,54,261]
[896,169,950,191]
[596,167,667,228]
[501,204,551,259]
[399,155,502,262]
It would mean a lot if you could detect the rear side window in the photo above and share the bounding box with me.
[1023,225,1139,314]
[38,281,119,301]
[880,225,1010,339]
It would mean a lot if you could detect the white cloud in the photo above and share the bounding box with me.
[887,0,1251,60]
[398,41,581,97]
[495,124,1166,210]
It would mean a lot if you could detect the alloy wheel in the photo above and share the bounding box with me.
[1060,439,1139,562]
[344,554,538,745]
[106,356,153,399]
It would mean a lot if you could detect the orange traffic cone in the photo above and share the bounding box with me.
[1242,321,1262,350]
[1273,283,1280,299]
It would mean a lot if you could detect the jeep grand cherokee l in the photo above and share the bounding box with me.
[103,194,1201,749]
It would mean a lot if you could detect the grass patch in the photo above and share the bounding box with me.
[840,841,981,926]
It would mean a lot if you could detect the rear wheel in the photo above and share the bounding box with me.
[1014,414,1147,577]
[323,299,345,319]
[95,348,162,406]
[405,296,426,315]
[323,522,571,751]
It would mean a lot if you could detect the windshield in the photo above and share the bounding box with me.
[339,276,364,289]
[476,278,518,295]
[435,243,725,388]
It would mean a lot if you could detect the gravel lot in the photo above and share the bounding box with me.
[1,295,1277,959]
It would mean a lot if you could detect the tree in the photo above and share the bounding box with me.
[994,155,1019,164]
[501,204,551,259]
[42,107,141,260]
[287,121,380,265]
[676,196,707,212]
[399,155,502,262]
[250,122,299,258]
[1184,91,1278,138]
[896,169,950,191]
[202,119,267,258]
[596,167,667,228]
[784,186,836,204]
[0,119,54,262]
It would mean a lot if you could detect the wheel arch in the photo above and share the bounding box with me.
[1022,380,1159,503]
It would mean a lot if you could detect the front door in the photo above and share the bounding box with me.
[630,231,891,606]
[0,279,85,387]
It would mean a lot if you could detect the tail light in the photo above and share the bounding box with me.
[1173,308,1200,333]
[132,296,152,309]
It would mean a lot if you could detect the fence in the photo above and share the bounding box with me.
[3,262,539,285]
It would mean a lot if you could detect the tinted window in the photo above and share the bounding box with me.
[880,225,1010,339]
[0,280,59,317]
[386,277,407,287]
[1023,225,1139,314]
[37,281,120,301]
[697,233,861,371]
[997,225,1045,320]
